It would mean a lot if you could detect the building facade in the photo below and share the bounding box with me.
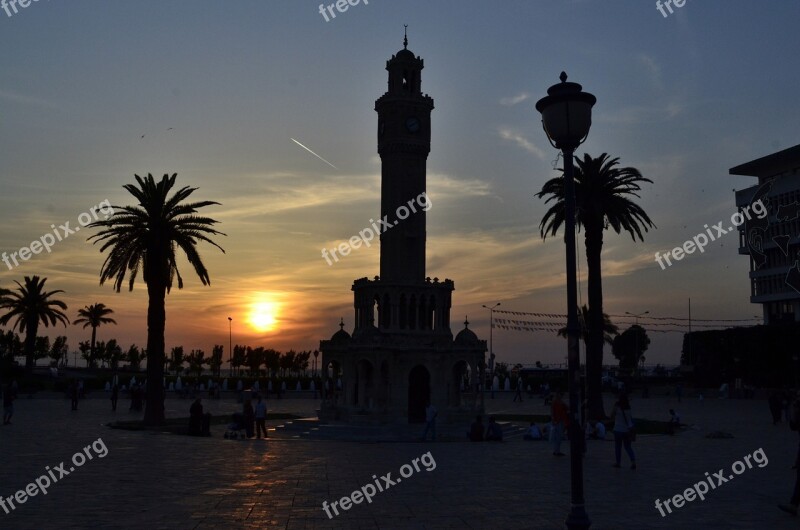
[731,143,800,323]
[319,37,486,424]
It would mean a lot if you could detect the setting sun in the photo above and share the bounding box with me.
[248,299,280,332]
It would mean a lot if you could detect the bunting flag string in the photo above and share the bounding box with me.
[493,309,760,323]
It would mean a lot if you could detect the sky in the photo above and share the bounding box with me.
[1,0,799,368]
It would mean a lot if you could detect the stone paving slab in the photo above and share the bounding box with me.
[0,393,798,528]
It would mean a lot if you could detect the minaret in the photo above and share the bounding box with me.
[374,28,434,283]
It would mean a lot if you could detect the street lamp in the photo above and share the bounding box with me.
[536,71,595,530]
[483,303,501,399]
[228,317,233,377]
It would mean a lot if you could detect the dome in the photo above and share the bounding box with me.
[395,48,415,60]
[330,318,351,345]
[455,318,479,346]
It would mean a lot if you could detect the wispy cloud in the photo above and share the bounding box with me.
[497,127,548,160]
[500,92,531,106]
[0,89,60,110]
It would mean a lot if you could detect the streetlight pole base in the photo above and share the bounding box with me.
[565,505,591,530]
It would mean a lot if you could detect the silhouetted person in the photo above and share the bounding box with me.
[780,392,800,516]
[485,416,503,441]
[243,399,255,438]
[190,398,204,435]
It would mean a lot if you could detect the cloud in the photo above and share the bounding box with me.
[0,89,60,110]
[500,92,531,106]
[497,127,548,160]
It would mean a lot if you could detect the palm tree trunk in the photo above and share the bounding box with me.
[143,281,167,426]
[585,222,606,420]
[24,320,38,373]
[90,326,97,368]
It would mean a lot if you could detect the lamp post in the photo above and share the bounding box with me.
[228,317,233,377]
[536,71,595,530]
[483,303,501,399]
[626,311,649,376]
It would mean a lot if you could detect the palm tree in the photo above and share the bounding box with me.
[0,276,69,372]
[73,303,117,367]
[558,304,618,347]
[88,173,225,425]
[538,153,654,419]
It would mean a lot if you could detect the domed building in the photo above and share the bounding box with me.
[319,36,486,425]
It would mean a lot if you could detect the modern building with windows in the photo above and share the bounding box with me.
[731,143,800,323]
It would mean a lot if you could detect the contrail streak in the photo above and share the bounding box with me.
[290,138,337,169]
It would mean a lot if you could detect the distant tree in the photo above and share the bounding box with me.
[78,340,93,368]
[295,350,311,377]
[558,304,619,348]
[264,349,280,378]
[232,344,247,376]
[0,276,69,372]
[34,336,50,364]
[246,346,265,376]
[168,346,185,375]
[0,330,22,369]
[209,345,224,377]
[126,344,144,372]
[105,339,124,370]
[186,349,207,379]
[49,335,69,367]
[72,303,116,370]
[494,361,509,382]
[280,350,296,377]
[612,325,651,375]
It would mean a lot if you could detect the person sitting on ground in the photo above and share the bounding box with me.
[468,415,484,441]
[485,416,503,442]
[585,420,606,440]
[189,397,204,436]
[523,422,542,441]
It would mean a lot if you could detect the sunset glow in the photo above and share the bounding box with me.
[247,298,280,333]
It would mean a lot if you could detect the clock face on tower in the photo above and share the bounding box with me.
[405,116,421,133]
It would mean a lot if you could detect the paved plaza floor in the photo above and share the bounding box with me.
[1,391,798,529]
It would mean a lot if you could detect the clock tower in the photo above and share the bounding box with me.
[375,31,433,282]
[319,35,486,426]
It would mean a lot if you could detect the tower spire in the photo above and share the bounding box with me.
[403,24,408,49]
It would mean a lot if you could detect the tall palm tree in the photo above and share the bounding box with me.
[73,303,117,367]
[88,173,224,425]
[0,276,69,372]
[538,153,654,419]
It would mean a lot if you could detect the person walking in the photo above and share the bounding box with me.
[111,383,119,412]
[550,392,568,456]
[3,383,15,425]
[421,401,437,441]
[610,393,636,469]
[513,378,524,403]
[255,396,268,439]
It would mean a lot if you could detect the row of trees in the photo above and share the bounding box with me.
[0,174,225,425]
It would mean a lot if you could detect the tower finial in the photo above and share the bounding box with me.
[339,317,345,330]
[403,24,408,49]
